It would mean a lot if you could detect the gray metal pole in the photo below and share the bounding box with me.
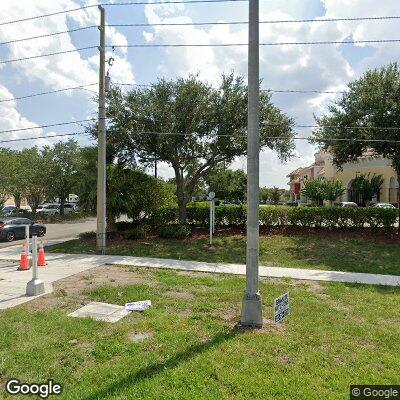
[241,0,263,328]
[96,6,107,255]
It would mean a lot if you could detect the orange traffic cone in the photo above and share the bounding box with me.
[38,241,46,267]
[18,244,30,271]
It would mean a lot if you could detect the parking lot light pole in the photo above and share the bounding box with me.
[241,0,263,328]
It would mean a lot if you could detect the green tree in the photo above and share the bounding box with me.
[107,166,176,228]
[323,179,345,206]
[100,74,295,223]
[17,148,50,212]
[42,140,80,215]
[351,173,384,206]
[206,168,247,202]
[74,147,98,213]
[269,187,281,205]
[313,63,400,209]
[301,179,326,205]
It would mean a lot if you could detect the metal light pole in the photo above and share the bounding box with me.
[96,5,107,255]
[241,0,263,327]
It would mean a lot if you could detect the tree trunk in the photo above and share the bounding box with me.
[13,193,21,208]
[175,167,188,225]
[59,192,65,215]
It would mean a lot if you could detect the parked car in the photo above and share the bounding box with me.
[374,203,396,209]
[1,205,16,216]
[0,218,46,242]
[64,203,77,213]
[335,202,358,207]
[1,205,32,216]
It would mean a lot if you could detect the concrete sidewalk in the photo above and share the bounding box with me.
[0,245,399,310]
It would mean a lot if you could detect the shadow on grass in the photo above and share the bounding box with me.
[83,328,240,400]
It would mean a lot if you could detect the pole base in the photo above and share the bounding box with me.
[26,279,45,297]
[240,291,263,328]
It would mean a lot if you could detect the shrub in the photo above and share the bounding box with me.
[124,228,147,240]
[151,205,398,230]
[115,221,136,232]
[78,231,97,240]
[159,224,191,239]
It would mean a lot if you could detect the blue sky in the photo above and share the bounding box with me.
[0,0,399,187]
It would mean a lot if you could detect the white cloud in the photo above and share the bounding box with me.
[0,84,43,149]
[0,0,135,148]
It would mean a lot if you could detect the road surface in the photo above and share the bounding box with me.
[0,217,96,249]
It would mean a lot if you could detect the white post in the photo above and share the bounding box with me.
[241,0,263,328]
[209,200,213,246]
[212,200,216,233]
[26,235,45,296]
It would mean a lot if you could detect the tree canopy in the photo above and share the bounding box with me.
[312,63,400,205]
[99,73,295,222]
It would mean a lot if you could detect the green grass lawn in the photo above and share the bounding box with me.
[0,267,399,399]
[49,234,400,275]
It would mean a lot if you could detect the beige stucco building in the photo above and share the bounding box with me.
[287,150,399,205]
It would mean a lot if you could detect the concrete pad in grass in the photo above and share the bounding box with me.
[68,301,130,323]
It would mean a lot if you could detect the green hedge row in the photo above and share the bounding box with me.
[150,205,398,230]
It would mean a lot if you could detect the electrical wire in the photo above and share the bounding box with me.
[0,132,89,144]
[0,119,98,135]
[0,46,97,65]
[0,26,97,46]
[2,130,400,145]
[0,82,350,104]
[0,83,98,103]
[109,38,400,49]
[3,15,400,48]
[0,0,247,27]
[2,38,399,65]
[109,15,400,28]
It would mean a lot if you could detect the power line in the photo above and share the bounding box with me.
[259,15,400,24]
[267,89,347,94]
[0,82,348,104]
[0,26,97,46]
[0,0,247,27]
[0,83,98,103]
[116,82,346,94]
[109,15,400,28]
[2,130,400,145]
[4,15,400,48]
[0,46,97,65]
[2,38,399,65]
[109,38,400,48]
[0,119,98,135]
[0,132,89,144]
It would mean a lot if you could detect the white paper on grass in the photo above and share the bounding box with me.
[125,300,152,312]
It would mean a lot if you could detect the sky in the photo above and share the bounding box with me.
[0,0,399,188]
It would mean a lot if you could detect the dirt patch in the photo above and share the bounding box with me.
[234,318,286,334]
[164,291,195,301]
[128,332,154,343]
[25,266,157,311]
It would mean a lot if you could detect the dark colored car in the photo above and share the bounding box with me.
[0,218,46,242]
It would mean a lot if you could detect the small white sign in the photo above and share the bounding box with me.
[125,300,152,312]
[208,192,216,199]
[274,293,290,323]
